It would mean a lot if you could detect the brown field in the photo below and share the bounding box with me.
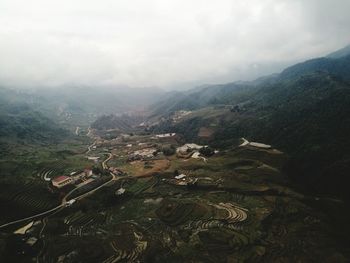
[121,159,170,177]
[198,127,214,137]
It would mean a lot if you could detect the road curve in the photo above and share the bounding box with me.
[0,205,63,229]
[0,151,123,230]
[102,153,113,170]
[0,173,129,230]
[86,141,96,154]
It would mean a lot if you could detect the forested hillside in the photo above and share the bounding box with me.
[91,114,145,131]
[0,95,68,147]
[149,50,350,200]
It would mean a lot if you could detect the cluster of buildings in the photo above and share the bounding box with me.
[128,148,158,161]
[51,168,93,189]
[176,143,204,154]
[108,167,125,176]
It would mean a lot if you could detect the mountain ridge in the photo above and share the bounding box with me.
[144,44,350,200]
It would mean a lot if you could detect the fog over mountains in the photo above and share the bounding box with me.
[1,0,350,89]
[2,1,350,262]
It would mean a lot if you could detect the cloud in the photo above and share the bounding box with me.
[0,0,349,89]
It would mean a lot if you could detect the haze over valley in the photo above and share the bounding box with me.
[1,1,350,262]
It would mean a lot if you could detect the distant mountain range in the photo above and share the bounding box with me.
[146,45,350,200]
[149,46,350,116]
[0,86,163,145]
[0,89,68,147]
[2,44,350,200]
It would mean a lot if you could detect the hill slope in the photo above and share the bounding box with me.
[0,89,68,147]
[148,45,350,200]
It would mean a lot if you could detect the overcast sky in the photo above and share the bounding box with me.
[0,0,349,89]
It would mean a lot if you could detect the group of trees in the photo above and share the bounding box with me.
[159,145,176,156]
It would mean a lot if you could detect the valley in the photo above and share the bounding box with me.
[1,0,350,261]
[1,44,350,262]
[0,123,349,262]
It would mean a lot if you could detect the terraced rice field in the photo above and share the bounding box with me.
[0,181,59,222]
[65,211,106,236]
[36,162,76,182]
[105,233,147,263]
[125,177,159,195]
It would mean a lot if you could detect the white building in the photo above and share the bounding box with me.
[52,176,73,188]
[176,143,204,154]
[156,133,176,138]
[175,174,187,180]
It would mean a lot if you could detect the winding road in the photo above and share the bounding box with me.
[0,205,64,229]
[0,152,121,230]
[102,153,113,170]
[86,141,96,154]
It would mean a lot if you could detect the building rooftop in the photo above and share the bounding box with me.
[52,175,71,183]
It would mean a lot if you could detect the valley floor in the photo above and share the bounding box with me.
[0,128,349,262]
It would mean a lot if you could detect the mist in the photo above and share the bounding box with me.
[0,0,349,89]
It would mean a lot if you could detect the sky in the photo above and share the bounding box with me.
[0,0,349,89]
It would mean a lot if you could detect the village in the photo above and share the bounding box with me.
[0,124,301,263]
[46,130,212,194]
[49,130,276,193]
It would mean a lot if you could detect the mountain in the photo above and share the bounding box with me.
[150,45,350,117]
[327,44,350,58]
[91,113,145,131]
[0,89,68,147]
[149,82,257,117]
[148,45,350,200]
[0,86,164,131]
[279,55,350,81]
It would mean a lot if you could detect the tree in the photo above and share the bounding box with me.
[199,146,215,157]
[162,145,176,156]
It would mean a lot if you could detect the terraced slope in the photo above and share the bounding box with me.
[3,143,345,263]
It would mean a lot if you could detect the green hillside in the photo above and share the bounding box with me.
[148,47,350,200]
[0,91,68,147]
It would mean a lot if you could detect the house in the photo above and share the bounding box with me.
[65,199,76,207]
[116,188,126,195]
[84,168,93,177]
[71,169,93,182]
[175,174,187,180]
[156,133,176,138]
[52,176,73,188]
[176,143,204,154]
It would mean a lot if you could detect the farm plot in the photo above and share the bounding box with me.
[64,211,106,236]
[103,223,149,263]
[125,177,159,195]
[120,159,170,177]
[36,162,76,182]
[156,198,249,232]
[0,181,59,222]
[40,235,107,263]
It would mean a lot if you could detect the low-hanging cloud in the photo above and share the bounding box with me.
[0,0,349,89]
